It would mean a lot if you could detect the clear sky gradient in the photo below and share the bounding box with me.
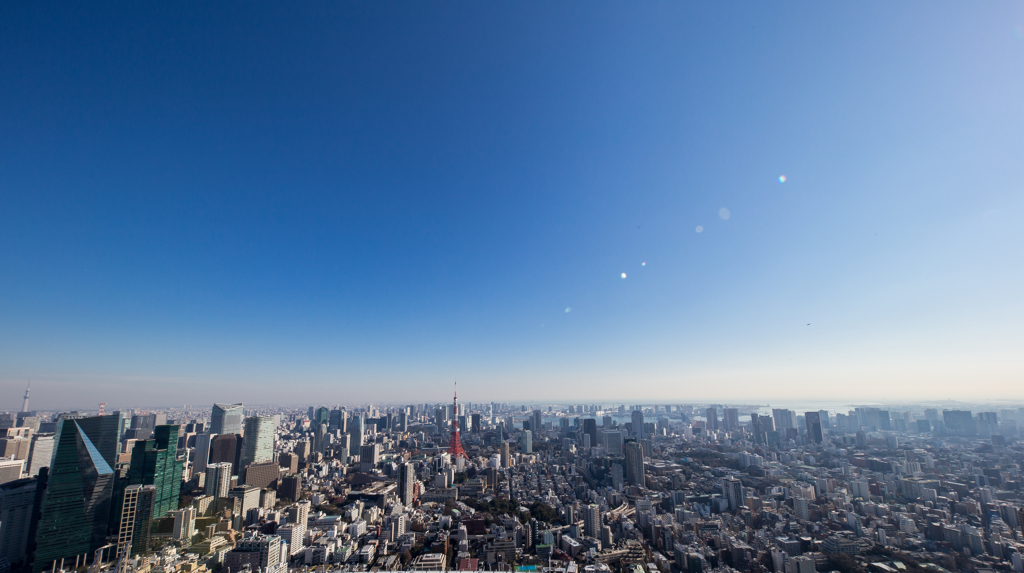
[2,2,1022,409]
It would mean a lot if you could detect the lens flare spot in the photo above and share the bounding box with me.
[696,225,703,233]
[641,262,646,266]
[719,208,730,220]
[778,175,786,183]
[621,273,627,279]
[565,307,571,313]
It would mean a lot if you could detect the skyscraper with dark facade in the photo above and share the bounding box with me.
[805,411,823,444]
[624,440,645,486]
[583,419,598,450]
[32,419,115,572]
[209,434,242,476]
[76,411,127,468]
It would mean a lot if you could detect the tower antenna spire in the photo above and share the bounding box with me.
[21,380,31,413]
[448,377,466,459]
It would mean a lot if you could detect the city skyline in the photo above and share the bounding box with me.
[2,3,1023,407]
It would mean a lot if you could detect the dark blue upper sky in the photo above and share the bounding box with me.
[2,2,1022,408]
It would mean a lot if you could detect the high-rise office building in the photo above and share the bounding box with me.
[532,410,543,434]
[171,506,196,543]
[329,409,346,432]
[315,407,329,428]
[76,411,127,468]
[209,434,242,475]
[359,444,380,473]
[471,414,481,434]
[624,441,645,486]
[210,404,244,435]
[722,476,745,511]
[205,463,233,499]
[631,410,645,439]
[284,501,310,556]
[240,416,275,473]
[943,410,976,436]
[522,430,532,454]
[278,475,301,504]
[772,409,796,431]
[805,412,823,444]
[705,408,719,432]
[583,419,598,448]
[33,419,116,572]
[499,442,510,468]
[817,410,831,430]
[0,477,38,568]
[192,433,216,474]
[398,462,415,505]
[582,503,601,538]
[722,408,739,431]
[350,415,365,451]
[125,425,183,519]
[603,430,624,456]
[116,484,156,558]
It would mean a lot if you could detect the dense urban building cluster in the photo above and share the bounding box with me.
[3,385,1024,573]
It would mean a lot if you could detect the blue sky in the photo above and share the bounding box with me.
[2,2,1022,409]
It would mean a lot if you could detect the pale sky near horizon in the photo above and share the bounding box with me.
[1,2,1023,410]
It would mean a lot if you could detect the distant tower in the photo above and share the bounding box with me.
[21,381,30,413]
[448,381,466,459]
[98,402,107,417]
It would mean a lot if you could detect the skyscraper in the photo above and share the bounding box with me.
[329,409,346,432]
[603,430,624,456]
[398,462,415,505]
[805,412,823,444]
[722,408,739,431]
[205,463,233,499]
[722,476,745,511]
[33,420,116,572]
[192,433,216,474]
[631,410,645,439]
[624,441,645,486]
[0,477,38,568]
[532,410,543,434]
[350,415,364,451]
[705,407,719,432]
[240,416,275,473]
[116,484,156,558]
[124,425,183,519]
[315,407,329,427]
[583,418,598,450]
[582,503,601,538]
[522,430,532,454]
[76,411,127,469]
[209,433,242,475]
[210,403,243,435]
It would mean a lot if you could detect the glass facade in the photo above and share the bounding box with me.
[33,420,114,573]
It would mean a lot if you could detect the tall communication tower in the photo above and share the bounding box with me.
[447,380,466,459]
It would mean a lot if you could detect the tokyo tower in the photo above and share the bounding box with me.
[448,380,466,458]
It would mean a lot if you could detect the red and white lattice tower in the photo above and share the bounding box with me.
[98,402,106,417]
[448,380,466,458]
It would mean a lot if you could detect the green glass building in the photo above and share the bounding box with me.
[126,425,183,518]
[32,419,115,573]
